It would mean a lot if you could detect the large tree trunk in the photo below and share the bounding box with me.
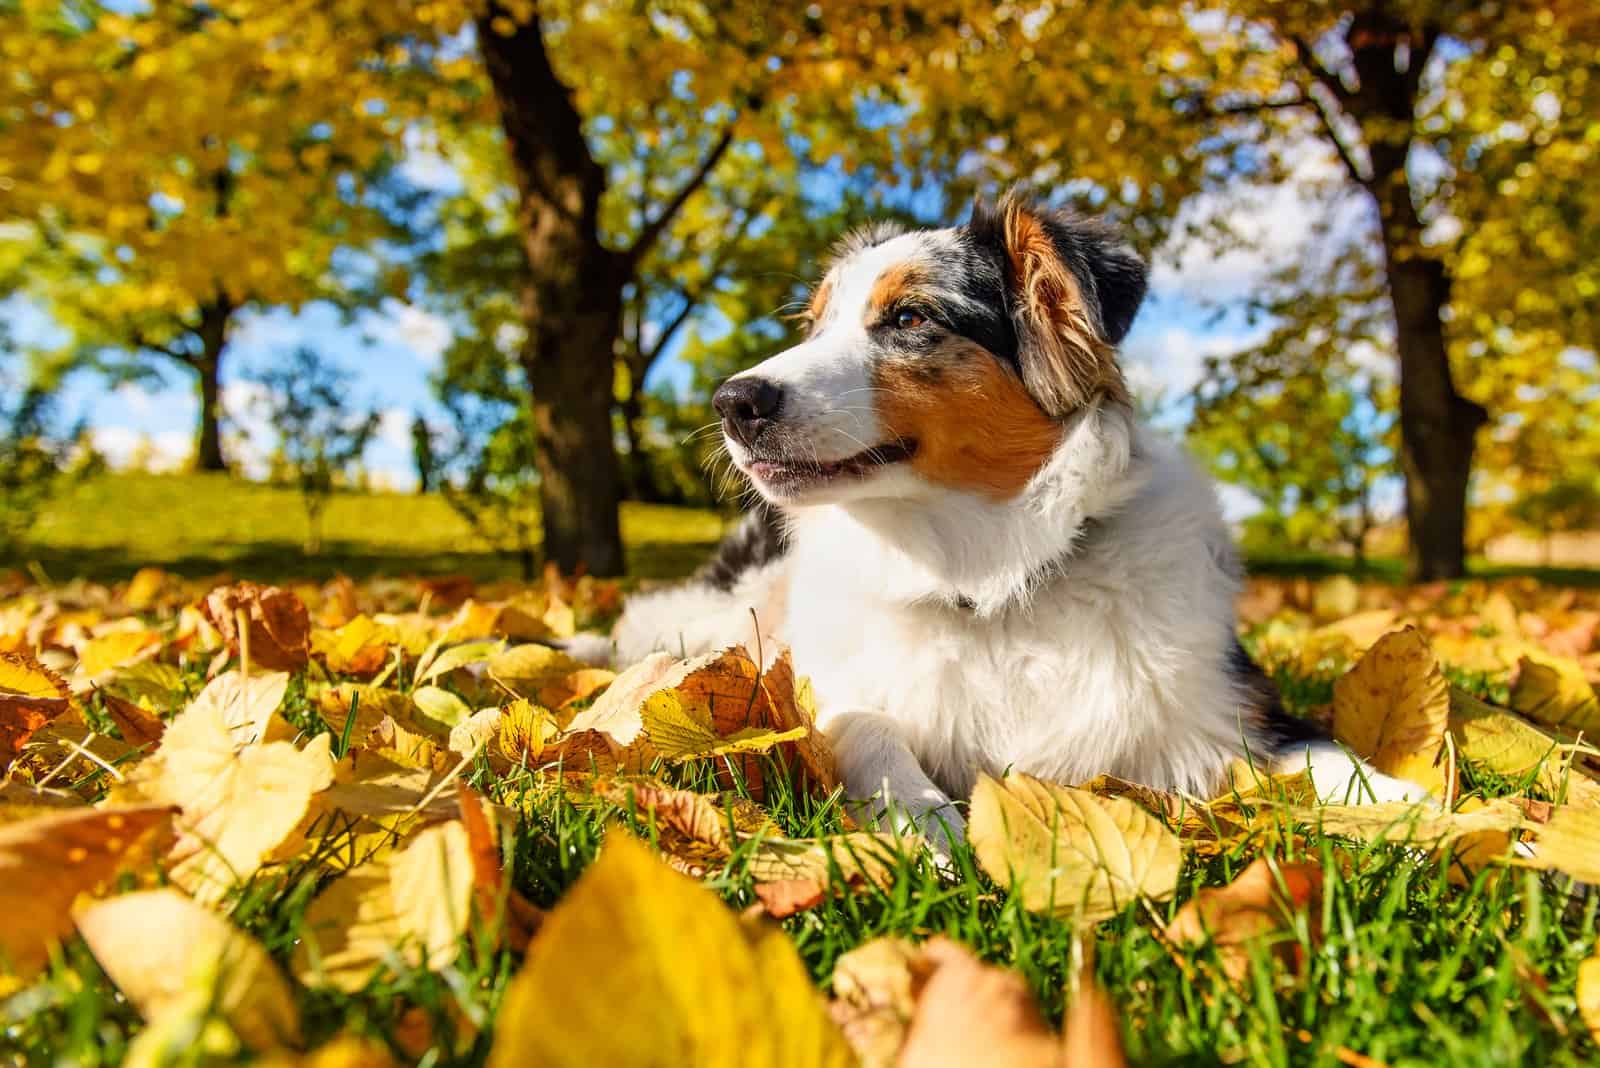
[192,298,232,473]
[477,7,625,575]
[1345,18,1487,581]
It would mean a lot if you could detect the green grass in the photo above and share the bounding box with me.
[6,474,1600,1065]
[13,473,727,583]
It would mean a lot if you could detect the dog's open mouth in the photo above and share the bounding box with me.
[747,439,917,491]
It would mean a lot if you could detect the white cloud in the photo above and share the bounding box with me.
[90,427,192,473]
[1150,136,1356,304]
[1121,321,1267,402]
[367,299,452,366]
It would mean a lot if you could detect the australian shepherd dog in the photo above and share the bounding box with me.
[609,192,1421,849]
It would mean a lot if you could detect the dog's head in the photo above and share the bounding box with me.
[714,192,1147,507]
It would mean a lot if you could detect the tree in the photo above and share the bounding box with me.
[1145,3,1600,577]
[251,349,380,555]
[437,387,543,581]
[0,1,431,471]
[0,330,76,555]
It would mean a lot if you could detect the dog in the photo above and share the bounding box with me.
[611,192,1422,848]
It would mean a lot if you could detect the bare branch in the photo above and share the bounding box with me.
[1306,90,1371,187]
[622,120,738,271]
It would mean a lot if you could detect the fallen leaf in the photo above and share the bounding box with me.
[1332,627,1454,798]
[77,888,300,1050]
[293,821,476,991]
[77,627,163,678]
[414,638,502,687]
[203,583,311,672]
[969,772,1181,926]
[98,689,166,748]
[1578,954,1600,1045]
[486,832,852,1068]
[0,804,174,983]
[828,938,919,1067]
[897,937,1061,1067]
[487,643,588,703]
[594,779,776,877]
[1060,956,1129,1068]
[1511,653,1600,736]
[0,652,74,770]
[1525,806,1600,883]
[1293,798,1527,849]
[1449,689,1600,807]
[257,1038,403,1068]
[312,616,394,676]
[411,685,473,730]
[189,669,291,746]
[132,700,335,904]
[745,832,906,896]
[456,784,542,950]
[1162,858,1323,981]
[640,687,808,761]
[754,879,829,919]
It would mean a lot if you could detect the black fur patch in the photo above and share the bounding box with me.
[1229,640,1328,751]
[694,500,788,592]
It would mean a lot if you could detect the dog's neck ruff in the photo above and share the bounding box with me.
[785,405,1146,618]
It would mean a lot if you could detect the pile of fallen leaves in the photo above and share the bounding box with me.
[2,567,1600,1065]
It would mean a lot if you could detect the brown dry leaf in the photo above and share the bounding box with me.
[77,627,163,678]
[969,772,1181,926]
[293,821,476,991]
[0,804,174,984]
[1511,653,1600,737]
[486,832,852,1068]
[1577,954,1600,1045]
[897,937,1063,1067]
[1059,957,1130,1068]
[594,778,776,877]
[99,689,166,749]
[77,888,300,1050]
[1162,858,1323,982]
[203,582,311,672]
[456,784,543,951]
[569,651,678,744]
[0,651,74,771]
[132,700,336,904]
[1331,627,1454,798]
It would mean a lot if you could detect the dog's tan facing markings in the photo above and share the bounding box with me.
[803,277,834,334]
[865,261,931,322]
[1001,199,1129,414]
[875,339,1062,500]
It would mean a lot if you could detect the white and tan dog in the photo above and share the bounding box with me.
[612,193,1420,848]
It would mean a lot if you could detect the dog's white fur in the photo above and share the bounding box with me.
[613,221,1424,848]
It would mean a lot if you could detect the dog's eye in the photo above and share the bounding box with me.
[894,310,926,329]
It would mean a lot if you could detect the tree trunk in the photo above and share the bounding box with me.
[190,298,233,472]
[1344,18,1487,581]
[477,7,625,575]
[618,383,666,503]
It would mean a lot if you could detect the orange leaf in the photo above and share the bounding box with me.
[203,582,311,672]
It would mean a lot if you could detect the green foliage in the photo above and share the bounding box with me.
[250,349,381,555]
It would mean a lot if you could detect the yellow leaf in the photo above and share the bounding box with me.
[1449,689,1600,806]
[77,888,300,1050]
[0,650,74,771]
[1331,627,1453,798]
[487,833,852,1068]
[293,821,475,991]
[0,651,72,700]
[78,628,163,678]
[0,804,173,983]
[968,772,1182,925]
[486,643,587,701]
[189,670,291,746]
[1578,954,1600,1046]
[640,689,808,760]
[1510,653,1600,736]
[312,615,393,676]
[1526,806,1600,884]
[133,701,335,905]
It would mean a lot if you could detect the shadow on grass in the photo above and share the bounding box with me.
[4,538,719,587]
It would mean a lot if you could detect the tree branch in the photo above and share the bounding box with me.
[621,120,738,271]
[1199,92,1308,117]
[1306,90,1370,187]
[1289,33,1352,102]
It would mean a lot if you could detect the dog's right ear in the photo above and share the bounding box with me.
[967,192,1144,415]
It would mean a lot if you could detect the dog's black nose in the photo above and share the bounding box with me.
[712,377,784,447]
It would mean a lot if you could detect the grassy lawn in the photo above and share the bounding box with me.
[4,476,1600,1065]
[15,473,728,583]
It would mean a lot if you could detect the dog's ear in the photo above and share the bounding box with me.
[969,192,1146,415]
